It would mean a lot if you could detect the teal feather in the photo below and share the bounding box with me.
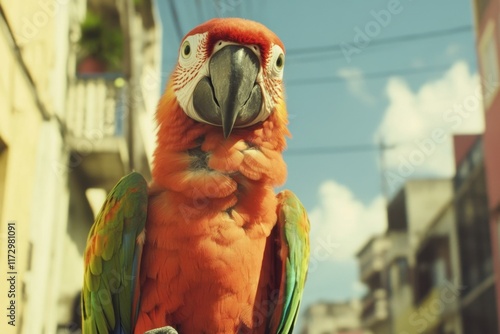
[82,172,148,334]
[269,190,310,334]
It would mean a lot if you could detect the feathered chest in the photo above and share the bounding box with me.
[148,101,290,243]
[139,131,286,333]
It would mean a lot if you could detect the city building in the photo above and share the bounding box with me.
[0,0,159,333]
[452,135,498,333]
[0,1,85,332]
[385,135,498,334]
[471,0,500,326]
[409,199,463,334]
[357,234,392,334]
[357,179,454,334]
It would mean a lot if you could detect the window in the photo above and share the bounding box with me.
[432,258,447,286]
[456,167,493,295]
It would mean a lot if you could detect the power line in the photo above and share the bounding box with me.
[286,25,473,58]
[285,143,396,156]
[286,64,452,86]
[168,0,184,43]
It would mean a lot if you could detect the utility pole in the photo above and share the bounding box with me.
[378,136,396,205]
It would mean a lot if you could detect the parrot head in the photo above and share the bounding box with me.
[171,18,286,138]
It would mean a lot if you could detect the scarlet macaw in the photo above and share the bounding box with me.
[82,18,310,334]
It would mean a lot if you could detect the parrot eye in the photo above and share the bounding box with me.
[276,54,284,70]
[269,44,285,79]
[177,33,205,68]
[181,40,191,59]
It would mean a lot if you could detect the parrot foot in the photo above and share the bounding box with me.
[144,326,178,334]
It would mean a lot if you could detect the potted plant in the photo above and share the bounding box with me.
[77,10,124,74]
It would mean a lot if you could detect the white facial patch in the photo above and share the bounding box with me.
[173,35,285,128]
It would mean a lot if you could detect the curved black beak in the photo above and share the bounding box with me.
[193,45,262,138]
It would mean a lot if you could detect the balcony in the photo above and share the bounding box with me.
[359,255,385,282]
[385,231,409,265]
[65,73,130,190]
[361,288,389,328]
[357,236,388,282]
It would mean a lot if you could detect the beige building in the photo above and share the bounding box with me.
[356,234,394,334]
[386,179,454,334]
[408,202,463,334]
[356,179,455,334]
[391,179,454,252]
[0,0,159,333]
[300,300,368,334]
[0,1,83,333]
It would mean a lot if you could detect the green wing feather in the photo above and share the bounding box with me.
[82,172,148,334]
[269,190,310,334]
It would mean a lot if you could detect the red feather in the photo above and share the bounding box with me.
[184,18,285,65]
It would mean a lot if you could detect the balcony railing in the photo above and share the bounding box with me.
[66,73,127,141]
[385,232,409,264]
[359,251,385,282]
[361,288,388,327]
[64,73,130,189]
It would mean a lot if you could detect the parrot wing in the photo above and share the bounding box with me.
[267,190,310,334]
[82,172,148,334]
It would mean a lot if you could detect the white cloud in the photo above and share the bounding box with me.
[375,60,484,193]
[308,180,387,262]
[338,67,376,105]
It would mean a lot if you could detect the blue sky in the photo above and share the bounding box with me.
[155,0,481,320]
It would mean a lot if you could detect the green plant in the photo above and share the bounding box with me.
[79,11,124,71]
